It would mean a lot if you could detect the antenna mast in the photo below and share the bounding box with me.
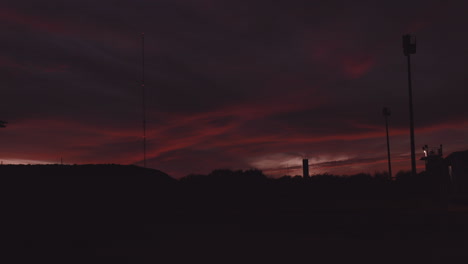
[141,32,147,168]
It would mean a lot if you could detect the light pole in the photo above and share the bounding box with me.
[403,34,417,177]
[141,33,147,168]
[383,107,392,179]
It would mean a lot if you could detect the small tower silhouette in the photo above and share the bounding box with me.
[302,158,309,178]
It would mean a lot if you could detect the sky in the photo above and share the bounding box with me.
[0,0,467,178]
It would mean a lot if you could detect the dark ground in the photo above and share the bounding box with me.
[1,165,467,263]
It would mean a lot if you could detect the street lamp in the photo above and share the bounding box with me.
[382,107,392,179]
[403,34,417,177]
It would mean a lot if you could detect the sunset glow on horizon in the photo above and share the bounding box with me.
[1,1,467,178]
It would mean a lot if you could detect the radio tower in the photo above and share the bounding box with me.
[141,33,147,168]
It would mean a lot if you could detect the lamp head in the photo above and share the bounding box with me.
[403,34,416,56]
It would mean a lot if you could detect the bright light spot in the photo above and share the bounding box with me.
[249,153,352,177]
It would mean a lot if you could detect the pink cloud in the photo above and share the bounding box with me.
[304,33,377,79]
[0,7,134,49]
[2,101,467,177]
[405,1,450,33]
[0,53,70,73]
[0,7,70,34]
[341,55,376,79]
[0,55,23,69]
[41,64,70,73]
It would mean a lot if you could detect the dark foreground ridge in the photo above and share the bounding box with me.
[1,165,466,263]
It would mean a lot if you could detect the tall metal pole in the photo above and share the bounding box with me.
[403,34,417,177]
[407,55,416,177]
[383,108,392,179]
[141,33,147,168]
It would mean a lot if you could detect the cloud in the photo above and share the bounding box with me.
[0,7,65,33]
[0,0,467,178]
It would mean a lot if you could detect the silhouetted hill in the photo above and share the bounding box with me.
[0,164,176,196]
[1,166,460,263]
[0,163,174,181]
[1,164,179,245]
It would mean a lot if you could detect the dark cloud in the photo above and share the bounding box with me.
[0,0,467,178]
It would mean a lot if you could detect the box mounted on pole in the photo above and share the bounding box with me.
[403,35,416,56]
